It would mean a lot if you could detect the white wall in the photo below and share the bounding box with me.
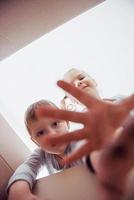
[0,113,30,169]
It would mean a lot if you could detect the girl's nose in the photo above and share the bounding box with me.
[77,81,87,88]
[78,81,82,86]
[75,80,82,87]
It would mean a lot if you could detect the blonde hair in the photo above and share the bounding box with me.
[63,68,78,82]
[25,100,57,134]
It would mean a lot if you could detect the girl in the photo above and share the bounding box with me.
[60,68,123,173]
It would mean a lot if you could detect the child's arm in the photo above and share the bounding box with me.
[8,180,42,200]
[7,148,45,200]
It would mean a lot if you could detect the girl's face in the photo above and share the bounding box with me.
[63,69,100,100]
[29,107,68,155]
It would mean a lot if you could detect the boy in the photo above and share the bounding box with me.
[7,100,83,200]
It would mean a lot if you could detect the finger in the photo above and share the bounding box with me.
[61,141,93,165]
[36,106,87,124]
[44,128,89,146]
[119,94,134,112]
[57,80,99,108]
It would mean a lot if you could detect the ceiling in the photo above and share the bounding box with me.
[0,0,104,61]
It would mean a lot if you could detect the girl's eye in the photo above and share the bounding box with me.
[79,76,85,80]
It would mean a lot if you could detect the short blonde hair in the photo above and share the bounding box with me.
[25,100,57,134]
[63,68,78,82]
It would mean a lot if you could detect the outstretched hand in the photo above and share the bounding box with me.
[36,80,134,165]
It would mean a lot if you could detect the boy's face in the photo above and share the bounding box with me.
[29,106,68,155]
[64,69,99,100]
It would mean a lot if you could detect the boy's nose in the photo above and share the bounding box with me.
[48,128,57,135]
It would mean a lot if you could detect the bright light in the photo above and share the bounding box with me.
[0,0,134,151]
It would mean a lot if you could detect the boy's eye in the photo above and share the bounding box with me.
[36,130,45,137]
[52,121,61,127]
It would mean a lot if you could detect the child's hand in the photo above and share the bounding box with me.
[8,181,43,200]
[97,116,134,200]
[36,80,134,165]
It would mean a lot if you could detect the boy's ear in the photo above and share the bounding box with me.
[31,137,40,146]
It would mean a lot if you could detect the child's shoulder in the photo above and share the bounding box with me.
[29,147,46,161]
